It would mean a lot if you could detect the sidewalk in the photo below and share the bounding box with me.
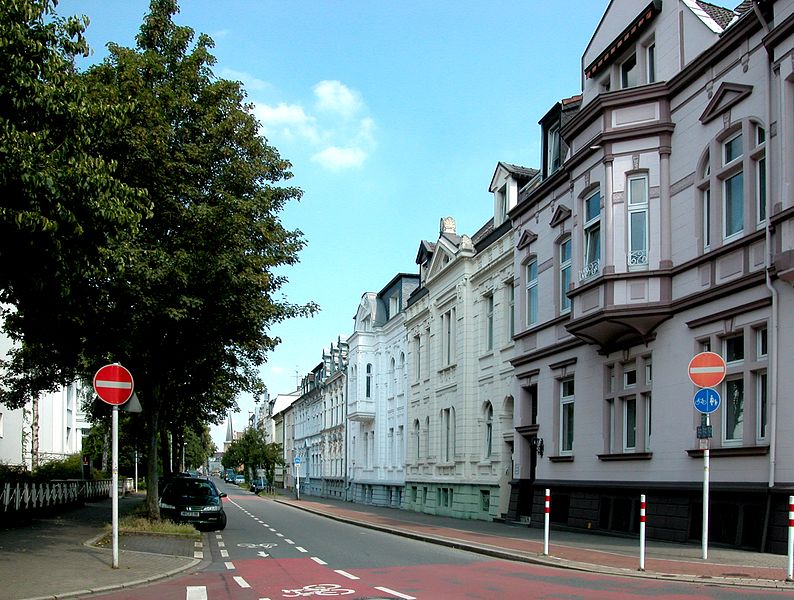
[273,493,794,591]
[0,493,199,600]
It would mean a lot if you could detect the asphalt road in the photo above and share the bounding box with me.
[95,479,794,600]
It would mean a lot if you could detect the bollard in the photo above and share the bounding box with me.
[786,496,794,581]
[639,494,646,571]
[543,488,550,556]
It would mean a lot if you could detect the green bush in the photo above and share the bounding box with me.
[32,454,82,480]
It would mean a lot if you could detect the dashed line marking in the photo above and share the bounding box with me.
[334,570,359,580]
[233,576,251,589]
[217,541,225,548]
[296,546,308,553]
[220,549,229,558]
[194,541,203,548]
[225,561,235,570]
[374,586,416,600]
[193,551,203,559]
[215,534,223,540]
[186,586,208,600]
[285,539,294,544]
[268,528,276,532]
[276,533,284,537]
[311,557,327,565]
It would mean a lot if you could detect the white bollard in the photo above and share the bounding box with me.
[639,494,646,571]
[786,496,794,581]
[543,488,550,556]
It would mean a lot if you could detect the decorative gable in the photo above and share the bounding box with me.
[549,205,572,228]
[516,229,537,251]
[699,83,753,124]
[426,242,457,281]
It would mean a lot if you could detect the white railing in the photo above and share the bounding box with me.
[0,478,132,515]
[628,250,648,266]
[579,259,600,281]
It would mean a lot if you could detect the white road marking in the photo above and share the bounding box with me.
[220,549,229,558]
[218,541,225,548]
[374,586,416,600]
[276,533,284,537]
[215,534,223,540]
[225,561,235,570]
[311,556,327,565]
[285,539,294,544]
[268,527,276,532]
[233,576,251,589]
[186,586,208,600]
[193,551,203,559]
[296,546,308,553]
[194,541,203,548]
[257,551,270,558]
[334,570,360,580]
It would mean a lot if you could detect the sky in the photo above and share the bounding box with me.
[60,0,609,448]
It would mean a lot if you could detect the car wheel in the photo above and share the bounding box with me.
[216,513,227,531]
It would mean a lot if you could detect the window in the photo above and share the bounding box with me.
[441,407,456,462]
[413,420,420,461]
[646,43,656,83]
[757,372,768,441]
[624,367,637,388]
[441,308,456,367]
[497,185,508,224]
[725,333,744,363]
[413,334,421,381]
[756,126,766,224]
[623,397,637,451]
[485,294,494,351]
[621,53,637,88]
[581,192,601,280]
[560,378,575,454]
[724,377,744,443]
[389,295,399,318]
[397,425,404,466]
[526,260,538,327]
[627,176,648,266]
[559,237,572,314]
[507,282,515,339]
[723,133,744,240]
[480,489,491,512]
[547,122,561,175]
[484,403,494,459]
[757,327,767,358]
[365,363,372,398]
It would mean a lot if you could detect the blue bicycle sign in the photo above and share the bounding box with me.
[693,388,721,414]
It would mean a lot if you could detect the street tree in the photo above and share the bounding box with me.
[222,427,283,483]
[0,0,148,406]
[82,0,317,518]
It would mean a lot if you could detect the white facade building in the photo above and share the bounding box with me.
[347,274,419,506]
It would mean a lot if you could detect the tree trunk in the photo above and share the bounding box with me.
[145,402,161,519]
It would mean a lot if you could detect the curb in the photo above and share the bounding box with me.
[274,498,794,591]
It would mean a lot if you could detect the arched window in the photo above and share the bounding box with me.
[365,363,372,398]
[484,402,494,458]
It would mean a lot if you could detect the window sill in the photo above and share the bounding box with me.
[686,445,769,458]
[597,452,653,461]
[548,455,574,463]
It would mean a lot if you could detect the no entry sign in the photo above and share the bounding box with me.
[688,352,727,388]
[93,364,134,406]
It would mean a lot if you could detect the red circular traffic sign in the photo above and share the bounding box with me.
[688,352,727,388]
[93,364,134,405]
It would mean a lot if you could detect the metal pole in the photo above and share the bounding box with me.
[112,405,119,569]
[786,496,794,581]
[702,415,710,561]
[639,494,646,571]
[134,447,138,493]
[543,488,550,556]
[296,461,300,500]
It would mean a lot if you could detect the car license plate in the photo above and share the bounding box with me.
[181,511,199,517]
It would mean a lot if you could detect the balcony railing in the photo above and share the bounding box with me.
[579,259,600,281]
[628,249,648,266]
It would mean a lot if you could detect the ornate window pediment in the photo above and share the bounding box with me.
[516,229,537,251]
[550,205,572,228]
[700,83,753,124]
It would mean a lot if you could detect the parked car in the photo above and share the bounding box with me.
[250,477,267,494]
[159,477,227,531]
[234,474,245,485]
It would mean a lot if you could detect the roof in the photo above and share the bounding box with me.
[696,1,737,30]
[499,162,537,181]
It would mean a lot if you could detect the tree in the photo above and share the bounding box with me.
[222,427,283,483]
[81,0,317,518]
[183,424,215,471]
[0,0,149,406]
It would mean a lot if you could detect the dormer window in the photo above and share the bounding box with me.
[497,185,508,224]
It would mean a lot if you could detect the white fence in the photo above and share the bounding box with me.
[0,478,133,515]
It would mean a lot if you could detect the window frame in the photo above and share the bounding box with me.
[526,259,538,327]
[581,191,601,281]
[559,237,572,314]
[560,377,575,455]
[627,175,649,267]
[620,52,638,89]
[484,293,494,352]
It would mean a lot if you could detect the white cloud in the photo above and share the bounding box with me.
[270,365,285,375]
[313,80,362,118]
[252,102,321,144]
[220,68,269,91]
[312,146,367,170]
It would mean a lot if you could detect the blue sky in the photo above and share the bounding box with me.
[61,0,608,447]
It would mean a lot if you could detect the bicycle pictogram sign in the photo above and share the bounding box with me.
[282,583,356,597]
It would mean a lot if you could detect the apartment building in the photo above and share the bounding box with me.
[509,0,794,552]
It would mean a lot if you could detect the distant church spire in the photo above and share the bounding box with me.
[225,411,234,444]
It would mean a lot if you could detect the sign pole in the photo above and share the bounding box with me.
[702,414,709,561]
[112,405,119,569]
[296,461,300,500]
[639,494,646,571]
[543,489,550,556]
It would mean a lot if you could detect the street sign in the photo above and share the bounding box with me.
[93,364,134,406]
[693,387,721,414]
[696,425,713,439]
[294,456,301,465]
[688,352,727,388]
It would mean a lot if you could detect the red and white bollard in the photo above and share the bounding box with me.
[543,488,550,556]
[639,494,646,571]
[786,496,794,581]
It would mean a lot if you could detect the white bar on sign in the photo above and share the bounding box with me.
[96,380,133,389]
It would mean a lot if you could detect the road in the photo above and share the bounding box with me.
[96,479,793,600]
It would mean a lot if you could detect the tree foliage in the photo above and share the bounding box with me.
[222,427,283,484]
[0,0,149,406]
